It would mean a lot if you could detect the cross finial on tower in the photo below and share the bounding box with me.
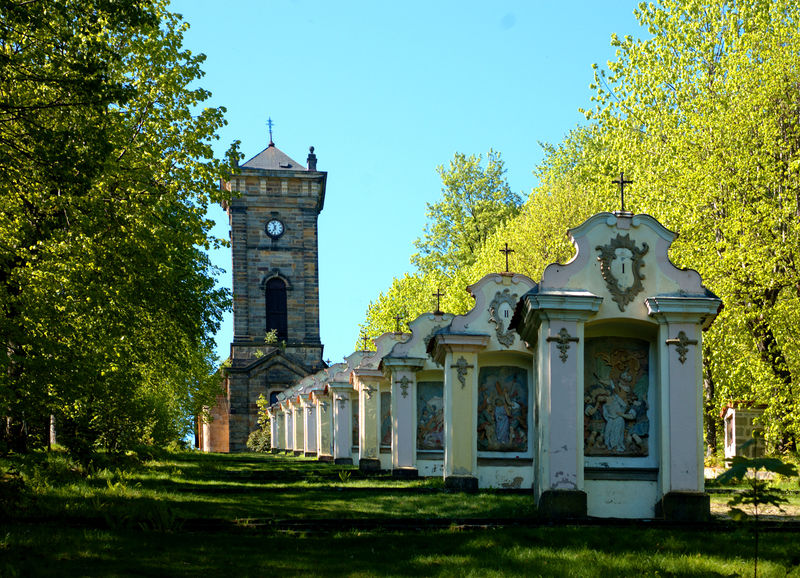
[267,117,275,146]
[612,171,633,213]
[500,242,515,273]
[432,288,444,315]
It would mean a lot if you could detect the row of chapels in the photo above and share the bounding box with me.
[199,136,723,520]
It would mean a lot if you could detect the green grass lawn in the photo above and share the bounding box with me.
[2,450,800,576]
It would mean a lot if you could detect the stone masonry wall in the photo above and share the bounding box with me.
[223,166,326,451]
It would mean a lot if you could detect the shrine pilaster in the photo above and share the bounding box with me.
[430,334,490,491]
[329,384,353,465]
[647,296,721,519]
[382,357,426,478]
[312,390,334,462]
[352,369,384,472]
[302,398,317,457]
[515,291,601,517]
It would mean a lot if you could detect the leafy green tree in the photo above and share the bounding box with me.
[412,150,522,276]
[360,131,613,345]
[582,0,800,451]
[247,394,272,452]
[362,0,800,455]
[0,0,238,456]
[361,151,521,341]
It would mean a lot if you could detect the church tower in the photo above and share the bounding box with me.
[201,130,327,452]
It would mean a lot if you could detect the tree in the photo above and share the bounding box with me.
[581,0,800,451]
[0,0,239,455]
[412,150,522,276]
[361,0,800,456]
[360,132,611,343]
[361,151,521,341]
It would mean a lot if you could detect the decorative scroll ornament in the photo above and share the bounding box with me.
[488,289,518,348]
[596,234,649,312]
[666,330,698,364]
[321,401,329,413]
[397,375,411,398]
[363,386,376,399]
[338,397,346,410]
[451,356,474,389]
[546,327,579,363]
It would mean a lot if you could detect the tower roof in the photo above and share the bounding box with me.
[241,142,305,171]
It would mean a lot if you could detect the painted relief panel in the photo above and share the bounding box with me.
[380,392,391,448]
[477,367,528,452]
[417,381,444,451]
[584,337,650,457]
[352,398,359,448]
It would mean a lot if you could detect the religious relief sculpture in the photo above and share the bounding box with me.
[417,381,444,451]
[488,290,518,348]
[596,234,649,311]
[584,337,650,457]
[477,367,528,452]
[380,392,392,448]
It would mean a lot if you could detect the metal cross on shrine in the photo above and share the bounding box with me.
[360,333,370,351]
[267,117,275,144]
[500,242,515,273]
[612,171,633,212]
[393,313,404,333]
[432,288,444,315]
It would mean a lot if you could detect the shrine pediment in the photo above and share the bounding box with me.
[442,273,536,351]
[540,212,714,323]
[383,312,454,362]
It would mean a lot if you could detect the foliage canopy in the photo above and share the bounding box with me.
[361,0,800,451]
[0,0,239,455]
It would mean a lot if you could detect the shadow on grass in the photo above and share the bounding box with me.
[5,523,800,577]
[5,450,800,576]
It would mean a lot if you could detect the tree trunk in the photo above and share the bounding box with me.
[747,289,796,452]
[702,351,717,456]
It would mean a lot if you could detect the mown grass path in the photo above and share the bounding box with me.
[2,450,800,576]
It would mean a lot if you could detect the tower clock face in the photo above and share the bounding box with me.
[266,219,285,239]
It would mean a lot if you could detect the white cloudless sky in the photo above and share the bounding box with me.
[168,0,643,365]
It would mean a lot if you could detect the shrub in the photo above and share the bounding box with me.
[0,467,26,515]
[246,429,270,452]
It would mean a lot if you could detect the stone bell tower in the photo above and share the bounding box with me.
[200,127,327,452]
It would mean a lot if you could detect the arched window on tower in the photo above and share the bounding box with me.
[265,278,288,341]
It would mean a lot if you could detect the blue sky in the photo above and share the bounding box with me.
[168,0,643,365]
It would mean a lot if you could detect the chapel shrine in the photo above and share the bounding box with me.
[268,208,722,520]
